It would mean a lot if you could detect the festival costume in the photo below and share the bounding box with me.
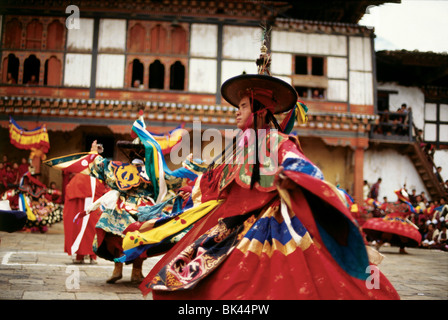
[63,173,109,258]
[44,122,202,281]
[120,69,399,299]
[46,43,399,298]
[362,189,422,248]
[133,129,398,300]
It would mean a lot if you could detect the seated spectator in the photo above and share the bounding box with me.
[11,162,20,184]
[421,222,437,248]
[312,88,324,99]
[426,200,437,218]
[0,163,6,190]
[3,165,17,189]
[2,155,11,168]
[420,191,428,206]
[27,75,38,85]
[377,110,392,135]
[18,157,29,177]
[132,79,142,89]
[6,72,16,84]
[434,222,447,251]
[416,194,426,212]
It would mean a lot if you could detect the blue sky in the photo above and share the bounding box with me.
[358,0,448,53]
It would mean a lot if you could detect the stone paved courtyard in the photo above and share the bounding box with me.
[1,222,447,300]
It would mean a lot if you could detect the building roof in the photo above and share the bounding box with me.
[376,50,448,88]
[280,0,400,24]
[0,0,399,24]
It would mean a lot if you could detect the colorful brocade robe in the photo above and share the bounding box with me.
[135,130,399,300]
[89,156,156,237]
[89,154,202,261]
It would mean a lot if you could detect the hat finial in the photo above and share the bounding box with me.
[256,25,272,76]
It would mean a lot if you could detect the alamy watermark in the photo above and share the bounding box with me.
[66,5,80,30]
[365,265,381,289]
[65,266,80,290]
[168,121,279,175]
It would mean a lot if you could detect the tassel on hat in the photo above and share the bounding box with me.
[279,100,309,134]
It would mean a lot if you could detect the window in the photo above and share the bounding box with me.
[293,55,327,100]
[131,59,144,88]
[295,86,308,99]
[3,54,20,84]
[294,56,307,75]
[170,61,185,90]
[23,55,40,85]
[294,87,325,100]
[149,60,165,89]
[294,55,325,76]
[424,103,448,146]
[312,57,324,76]
[125,20,188,92]
[311,88,325,99]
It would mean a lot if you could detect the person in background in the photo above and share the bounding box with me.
[363,180,370,200]
[409,189,418,207]
[421,223,437,248]
[4,165,17,189]
[63,173,109,264]
[434,222,447,251]
[420,191,428,206]
[18,157,30,178]
[6,72,16,84]
[369,178,382,201]
[2,155,11,168]
[435,166,443,184]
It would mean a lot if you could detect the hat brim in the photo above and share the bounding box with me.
[221,74,298,114]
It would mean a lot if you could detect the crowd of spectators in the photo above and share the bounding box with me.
[406,188,447,251]
[0,155,30,192]
[374,103,411,136]
[362,179,447,251]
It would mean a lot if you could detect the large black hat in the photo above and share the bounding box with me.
[220,74,298,114]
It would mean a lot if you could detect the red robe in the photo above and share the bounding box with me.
[139,133,399,300]
[63,174,109,256]
[362,211,422,247]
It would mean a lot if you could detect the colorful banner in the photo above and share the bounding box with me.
[9,117,50,153]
